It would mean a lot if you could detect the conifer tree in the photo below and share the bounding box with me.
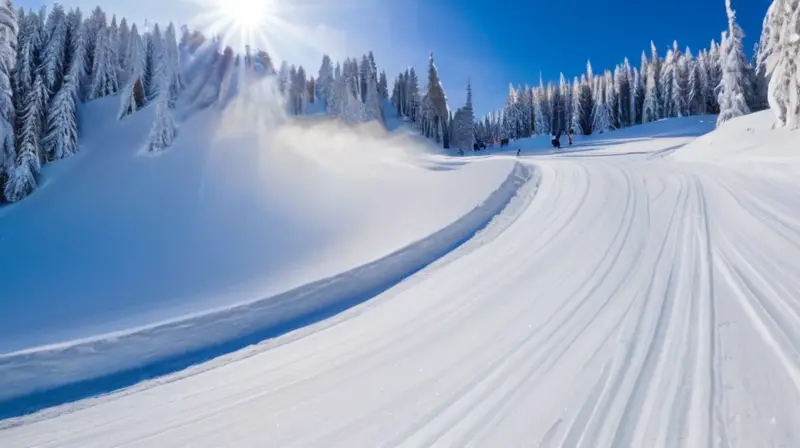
[41,3,67,94]
[717,0,751,126]
[43,74,79,160]
[365,71,383,123]
[0,0,18,193]
[89,27,118,99]
[164,22,182,106]
[118,24,146,119]
[758,0,800,127]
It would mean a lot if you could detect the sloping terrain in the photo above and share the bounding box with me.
[2,110,800,447]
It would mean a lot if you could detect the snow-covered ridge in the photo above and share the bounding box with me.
[0,161,538,420]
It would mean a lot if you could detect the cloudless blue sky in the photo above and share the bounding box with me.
[19,0,771,116]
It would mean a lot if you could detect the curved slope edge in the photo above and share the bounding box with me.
[0,162,539,421]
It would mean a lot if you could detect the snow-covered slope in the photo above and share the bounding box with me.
[3,111,800,447]
[0,89,517,362]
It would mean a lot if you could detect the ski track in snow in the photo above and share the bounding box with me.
[3,129,800,446]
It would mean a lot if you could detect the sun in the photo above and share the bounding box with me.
[219,0,271,32]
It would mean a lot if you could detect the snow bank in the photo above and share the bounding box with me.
[0,162,538,419]
[671,110,800,164]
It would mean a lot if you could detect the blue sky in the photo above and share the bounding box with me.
[18,0,771,116]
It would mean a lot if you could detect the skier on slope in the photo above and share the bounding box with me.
[568,128,574,146]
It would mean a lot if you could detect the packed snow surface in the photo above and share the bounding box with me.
[3,112,800,447]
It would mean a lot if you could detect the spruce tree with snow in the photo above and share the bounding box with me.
[41,3,67,94]
[277,61,289,94]
[671,44,689,117]
[89,27,118,99]
[164,23,182,107]
[615,60,632,127]
[118,17,129,71]
[42,74,79,160]
[578,74,594,134]
[13,9,39,114]
[145,23,164,100]
[716,0,751,127]
[118,24,146,119]
[378,70,388,99]
[0,0,18,191]
[65,8,87,98]
[592,73,613,132]
[571,76,582,134]
[327,68,345,117]
[757,0,800,128]
[84,6,106,75]
[687,49,705,115]
[13,73,45,185]
[359,55,370,103]
[533,77,550,135]
[146,93,176,152]
[365,72,384,123]
[425,53,449,147]
[648,41,664,118]
[145,56,177,152]
[659,48,675,117]
[316,54,333,108]
[707,39,723,113]
[631,67,642,124]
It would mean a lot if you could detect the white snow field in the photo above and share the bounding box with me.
[2,109,800,447]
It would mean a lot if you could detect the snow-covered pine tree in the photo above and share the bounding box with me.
[426,53,449,147]
[578,74,594,134]
[316,54,333,108]
[294,65,308,115]
[716,0,751,126]
[707,39,723,113]
[749,44,768,112]
[642,55,659,124]
[117,17,129,72]
[41,3,67,94]
[458,79,475,146]
[672,44,689,117]
[145,23,164,100]
[89,27,118,99]
[378,70,388,99]
[406,68,420,122]
[593,72,613,132]
[687,49,705,115]
[571,76,582,134]
[84,6,106,76]
[164,22,181,107]
[13,9,39,116]
[65,8,87,98]
[10,72,45,200]
[757,0,800,128]
[145,47,176,152]
[0,0,18,193]
[615,60,632,127]
[631,67,641,124]
[648,41,664,119]
[660,47,675,117]
[277,61,288,94]
[359,54,369,103]
[364,71,383,123]
[533,77,549,135]
[118,24,146,119]
[42,73,78,160]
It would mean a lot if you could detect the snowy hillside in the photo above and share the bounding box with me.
[2,106,800,447]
